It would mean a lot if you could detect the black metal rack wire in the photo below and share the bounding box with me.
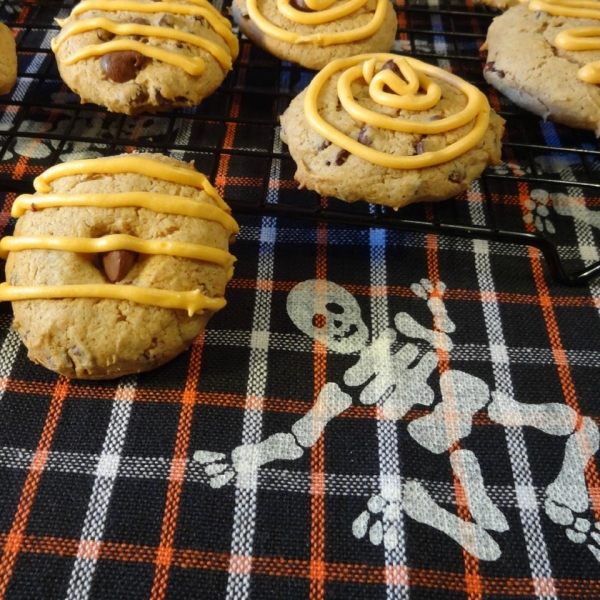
[1,0,600,285]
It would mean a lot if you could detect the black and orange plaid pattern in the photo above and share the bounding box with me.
[1,0,600,599]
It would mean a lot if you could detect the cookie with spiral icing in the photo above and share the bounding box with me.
[52,0,239,114]
[484,0,600,136]
[231,0,397,70]
[280,54,505,208]
[0,153,238,379]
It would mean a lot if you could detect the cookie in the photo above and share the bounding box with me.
[231,0,397,70]
[0,153,239,379]
[52,0,239,115]
[0,23,17,95]
[484,0,600,136]
[473,0,519,11]
[279,54,504,208]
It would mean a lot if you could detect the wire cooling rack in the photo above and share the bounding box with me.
[1,0,600,285]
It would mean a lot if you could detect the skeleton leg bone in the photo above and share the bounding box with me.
[488,391,579,435]
[194,383,352,488]
[450,449,508,532]
[408,371,491,454]
[552,193,600,230]
[403,480,502,561]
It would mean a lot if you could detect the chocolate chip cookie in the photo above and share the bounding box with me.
[484,1,600,136]
[0,23,17,95]
[0,153,239,379]
[280,54,504,208]
[53,0,239,115]
[231,0,397,70]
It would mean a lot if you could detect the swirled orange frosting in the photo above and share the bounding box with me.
[0,155,238,316]
[52,0,239,75]
[304,54,490,169]
[246,0,388,46]
[529,0,600,83]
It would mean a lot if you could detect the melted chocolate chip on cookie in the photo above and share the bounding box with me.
[101,51,146,83]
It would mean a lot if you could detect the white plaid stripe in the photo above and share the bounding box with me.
[0,443,571,505]
[203,330,600,367]
[225,216,277,600]
[65,377,137,600]
[0,326,21,382]
[470,201,557,599]
[369,228,409,600]
[564,185,600,319]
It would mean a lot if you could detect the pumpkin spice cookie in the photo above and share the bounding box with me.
[52,0,239,115]
[0,23,17,95]
[0,153,239,379]
[280,53,504,208]
[231,0,397,70]
[484,0,600,136]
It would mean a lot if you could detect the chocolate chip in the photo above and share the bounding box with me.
[336,100,343,112]
[428,114,443,121]
[335,149,350,166]
[159,14,173,27]
[101,50,146,83]
[357,125,372,146]
[290,0,315,11]
[96,28,114,42]
[129,17,150,41]
[155,90,172,106]
[325,160,331,166]
[381,59,400,76]
[416,140,425,155]
[448,170,464,183]
[101,250,138,283]
[318,140,331,151]
[132,87,149,106]
[484,61,505,78]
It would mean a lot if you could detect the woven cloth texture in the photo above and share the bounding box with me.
[1,1,600,599]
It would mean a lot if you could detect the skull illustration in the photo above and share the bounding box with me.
[287,280,369,354]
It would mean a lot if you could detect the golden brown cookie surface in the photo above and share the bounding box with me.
[2,153,238,379]
[53,0,239,114]
[280,54,504,208]
[0,23,17,96]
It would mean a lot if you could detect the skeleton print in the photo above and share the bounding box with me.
[194,278,600,562]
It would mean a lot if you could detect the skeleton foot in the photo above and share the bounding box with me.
[353,476,403,551]
[543,417,600,562]
[403,480,502,561]
[411,279,456,333]
[194,433,304,489]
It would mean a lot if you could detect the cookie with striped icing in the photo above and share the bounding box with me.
[1,153,238,379]
[53,0,239,114]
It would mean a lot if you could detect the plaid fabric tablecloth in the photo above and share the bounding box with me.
[1,0,600,599]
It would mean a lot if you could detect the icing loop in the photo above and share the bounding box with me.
[247,0,388,46]
[529,0,600,83]
[52,0,239,75]
[304,54,490,169]
[0,156,238,316]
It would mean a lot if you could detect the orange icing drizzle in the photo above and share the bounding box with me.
[0,156,238,316]
[245,0,388,46]
[529,0,600,83]
[52,0,239,76]
[304,54,490,169]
